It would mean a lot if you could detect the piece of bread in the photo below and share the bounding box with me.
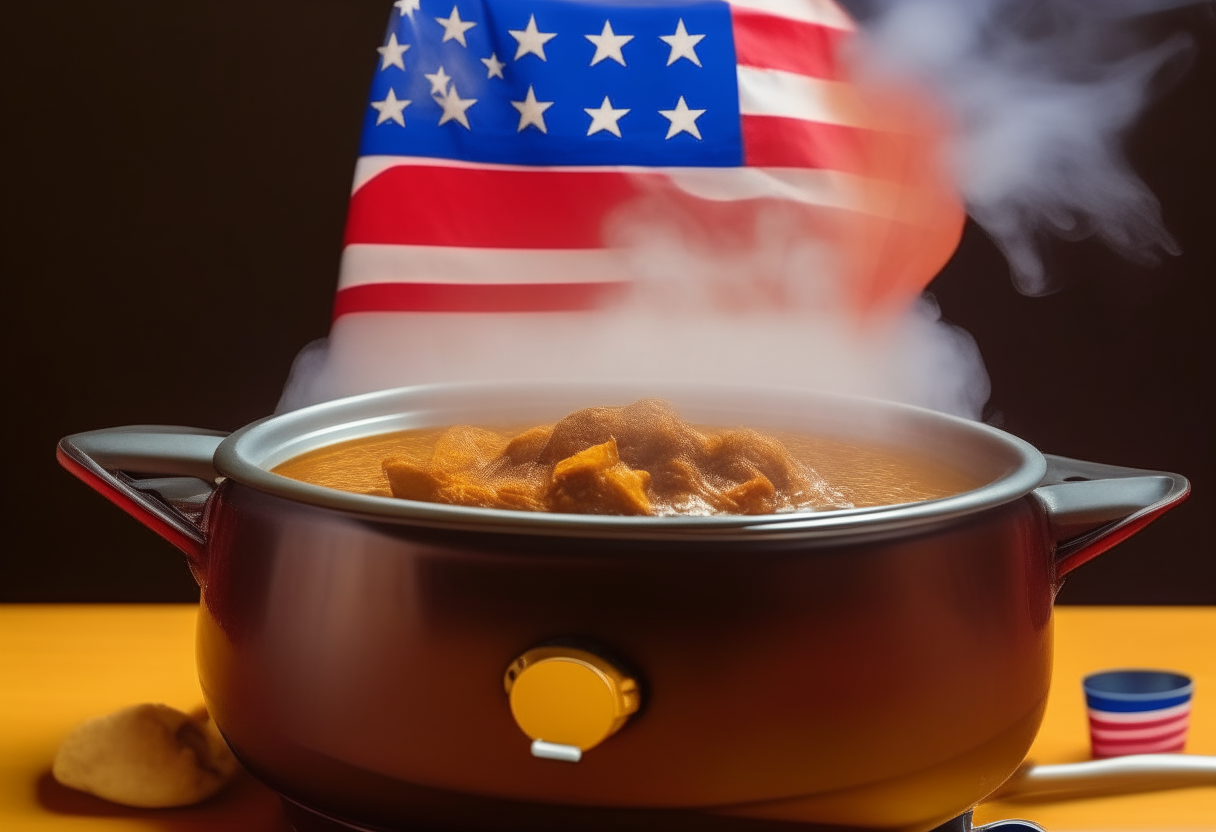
[52,703,238,808]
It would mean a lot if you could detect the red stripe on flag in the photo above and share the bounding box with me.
[333,282,630,317]
[741,115,872,173]
[345,166,641,249]
[731,9,850,80]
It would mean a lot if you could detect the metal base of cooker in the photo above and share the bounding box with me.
[279,795,1045,832]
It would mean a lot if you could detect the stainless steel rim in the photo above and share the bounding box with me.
[214,381,1047,541]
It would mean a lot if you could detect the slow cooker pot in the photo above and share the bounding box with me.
[58,383,1189,832]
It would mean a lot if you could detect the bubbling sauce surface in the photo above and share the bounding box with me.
[273,399,982,515]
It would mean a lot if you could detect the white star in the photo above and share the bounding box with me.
[658,96,706,139]
[584,96,629,137]
[435,6,477,47]
[481,52,506,79]
[585,20,633,67]
[510,85,554,133]
[424,66,452,96]
[377,33,410,71]
[370,88,411,127]
[509,15,557,61]
[393,0,420,18]
[660,19,705,67]
[437,83,476,129]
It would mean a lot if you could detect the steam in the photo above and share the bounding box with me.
[279,297,990,419]
[279,0,1195,418]
[843,0,1193,294]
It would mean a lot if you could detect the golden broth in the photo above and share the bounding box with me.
[273,424,982,510]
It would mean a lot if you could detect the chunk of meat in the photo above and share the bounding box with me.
[716,473,778,515]
[384,426,546,511]
[545,438,653,516]
[381,457,443,503]
[538,399,709,470]
[382,400,851,516]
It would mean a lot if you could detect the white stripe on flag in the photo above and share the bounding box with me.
[664,168,898,216]
[736,66,876,128]
[349,154,702,193]
[350,156,898,217]
[338,245,632,290]
[727,0,855,30]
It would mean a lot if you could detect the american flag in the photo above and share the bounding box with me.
[335,0,936,318]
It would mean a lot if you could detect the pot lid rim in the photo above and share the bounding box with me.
[212,381,1047,540]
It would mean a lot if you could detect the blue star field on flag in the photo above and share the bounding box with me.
[361,0,744,167]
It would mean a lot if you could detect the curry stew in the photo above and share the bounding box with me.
[273,399,980,516]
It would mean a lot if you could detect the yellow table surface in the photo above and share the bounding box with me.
[1,605,1213,831]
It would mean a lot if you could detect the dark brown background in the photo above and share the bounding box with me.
[2,2,1212,603]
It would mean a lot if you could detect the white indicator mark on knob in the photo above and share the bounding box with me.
[531,739,582,762]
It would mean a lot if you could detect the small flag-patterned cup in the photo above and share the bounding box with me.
[1083,669,1193,758]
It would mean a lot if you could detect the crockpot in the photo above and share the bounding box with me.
[58,383,1189,832]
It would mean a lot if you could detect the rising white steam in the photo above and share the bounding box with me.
[279,297,990,419]
[843,0,1193,294]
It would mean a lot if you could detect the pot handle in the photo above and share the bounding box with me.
[1032,455,1190,578]
[988,754,1216,803]
[57,426,228,573]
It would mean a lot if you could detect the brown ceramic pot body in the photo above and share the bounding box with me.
[57,383,1190,832]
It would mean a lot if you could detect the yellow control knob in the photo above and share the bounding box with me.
[504,646,640,755]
